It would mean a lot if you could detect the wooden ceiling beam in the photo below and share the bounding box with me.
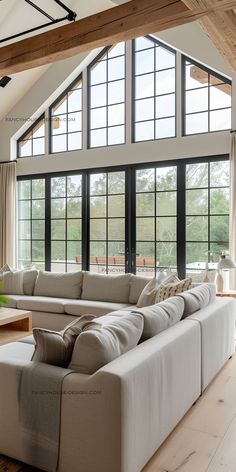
[0,0,236,76]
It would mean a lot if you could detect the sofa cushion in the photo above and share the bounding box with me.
[23,269,38,296]
[18,334,35,345]
[17,296,69,314]
[34,271,83,299]
[5,295,27,309]
[179,284,212,318]
[155,278,192,303]
[81,272,133,303]
[69,312,144,374]
[0,341,34,361]
[133,296,184,340]
[31,315,95,367]
[0,270,24,295]
[64,300,131,317]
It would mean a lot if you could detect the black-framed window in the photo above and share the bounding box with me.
[50,76,83,153]
[132,36,176,143]
[89,171,126,273]
[17,156,229,279]
[18,115,45,158]
[88,42,126,148]
[183,56,232,135]
[18,178,46,269]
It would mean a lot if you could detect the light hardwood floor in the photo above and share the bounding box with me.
[143,351,236,472]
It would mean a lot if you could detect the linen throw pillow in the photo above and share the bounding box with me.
[0,264,11,274]
[69,312,144,374]
[136,272,180,308]
[155,277,192,303]
[0,270,24,295]
[32,315,95,367]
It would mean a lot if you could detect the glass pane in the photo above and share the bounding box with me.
[51,199,66,218]
[210,188,229,214]
[33,119,45,138]
[186,189,208,215]
[156,242,176,267]
[32,241,44,261]
[32,220,45,240]
[210,216,229,242]
[156,94,175,118]
[135,49,154,75]
[51,220,66,240]
[135,121,154,142]
[67,241,81,262]
[68,132,82,151]
[108,42,125,58]
[90,196,106,217]
[136,242,155,277]
[90,242,106,257]
[108,56,125,81]
[108,218,125,240]
[186,216,208,241]
[108,80,125,105]
[210,242,229,262]
[51,241,66,261]
[19,220,30,239]
[90,219,106,240]
[186,88,208,113]
[156,217,176,241]
[52,135,67,153]
[52,115,67,135]
[68,89,82,112]
[108,242,125,259]
[67,175,82,196]
[67,197,82,218]
[136,193,155,216]
[156,167,177,191]
[51,177,66,197]
[135,73,154,99]
[19,201,31,219]
[108,126,125,145]
[52,95,67,115]
[155,117,175,139]
[68,112,82,133]
[32,200,45,219]
[90,128,107,147]
[19,140,32,157]
[186,163,208,189]
[90,84,107,108]
[156,69,175,95]
[108,172,125,194]
[155,47,175,71]
[136,217,155,241]
[135,98,154,122]
[108,104,124,126]
[135,37,154,51]
[185,112,208,134]
[108,195,125,217]
[136,169,155,192]
[33,138,45,156]
[156,192,176,216]
[32,179,45,199]
[90,174,106,195]
[67,219,82,240]
[18,180,31,199]
[210,109,231,132]
[185,64,208,90]
[90,60,107,85]
[19,240,31,260]
[90,107,107,129]
[210,161,229,187]
[210,84,231,110]
[186,242,208,267]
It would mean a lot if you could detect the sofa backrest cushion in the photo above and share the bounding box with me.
[0,270,24,295]
[178,283,212,318]
[32,315,95,367]
[129,275,150,304]
[23,269,38,296]
[34,271,83,299]
[132,296,184,340]
[69,312,144,374]
[81,272,133,303]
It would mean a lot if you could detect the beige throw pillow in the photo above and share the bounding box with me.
[136,272,178,308]
[155,277,192,303]
[32,315,95,367]
[0,264,11,274]
[69,312,144,374]
[0,270,24,295]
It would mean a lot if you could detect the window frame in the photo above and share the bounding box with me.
[17,114,46,159]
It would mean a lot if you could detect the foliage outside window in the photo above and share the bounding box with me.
[133,36,176,142]
[183,57,232,135]
[18,116,45,158]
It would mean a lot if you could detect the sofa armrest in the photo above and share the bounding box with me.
[58,320,201,472]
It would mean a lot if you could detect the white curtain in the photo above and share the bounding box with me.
[230,132,236,289]
[0,162,16,268]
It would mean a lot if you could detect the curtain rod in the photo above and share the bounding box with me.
[0,160,17,165]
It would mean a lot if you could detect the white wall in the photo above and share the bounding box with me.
[0,21,235,175]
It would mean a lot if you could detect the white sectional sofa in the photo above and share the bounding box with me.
[0,270,235,472]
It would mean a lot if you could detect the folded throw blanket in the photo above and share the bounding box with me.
[18,362,72,472]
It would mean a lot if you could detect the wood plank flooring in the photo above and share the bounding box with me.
[1,353,236,472]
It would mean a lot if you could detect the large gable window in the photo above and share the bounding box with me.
[133,36,176,142]
[183,57,232,135]
[50,76,83,153]
[18,115,45,158]
[88,42,126,148]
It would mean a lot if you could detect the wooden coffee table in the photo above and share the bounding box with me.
[0,307,32,346]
